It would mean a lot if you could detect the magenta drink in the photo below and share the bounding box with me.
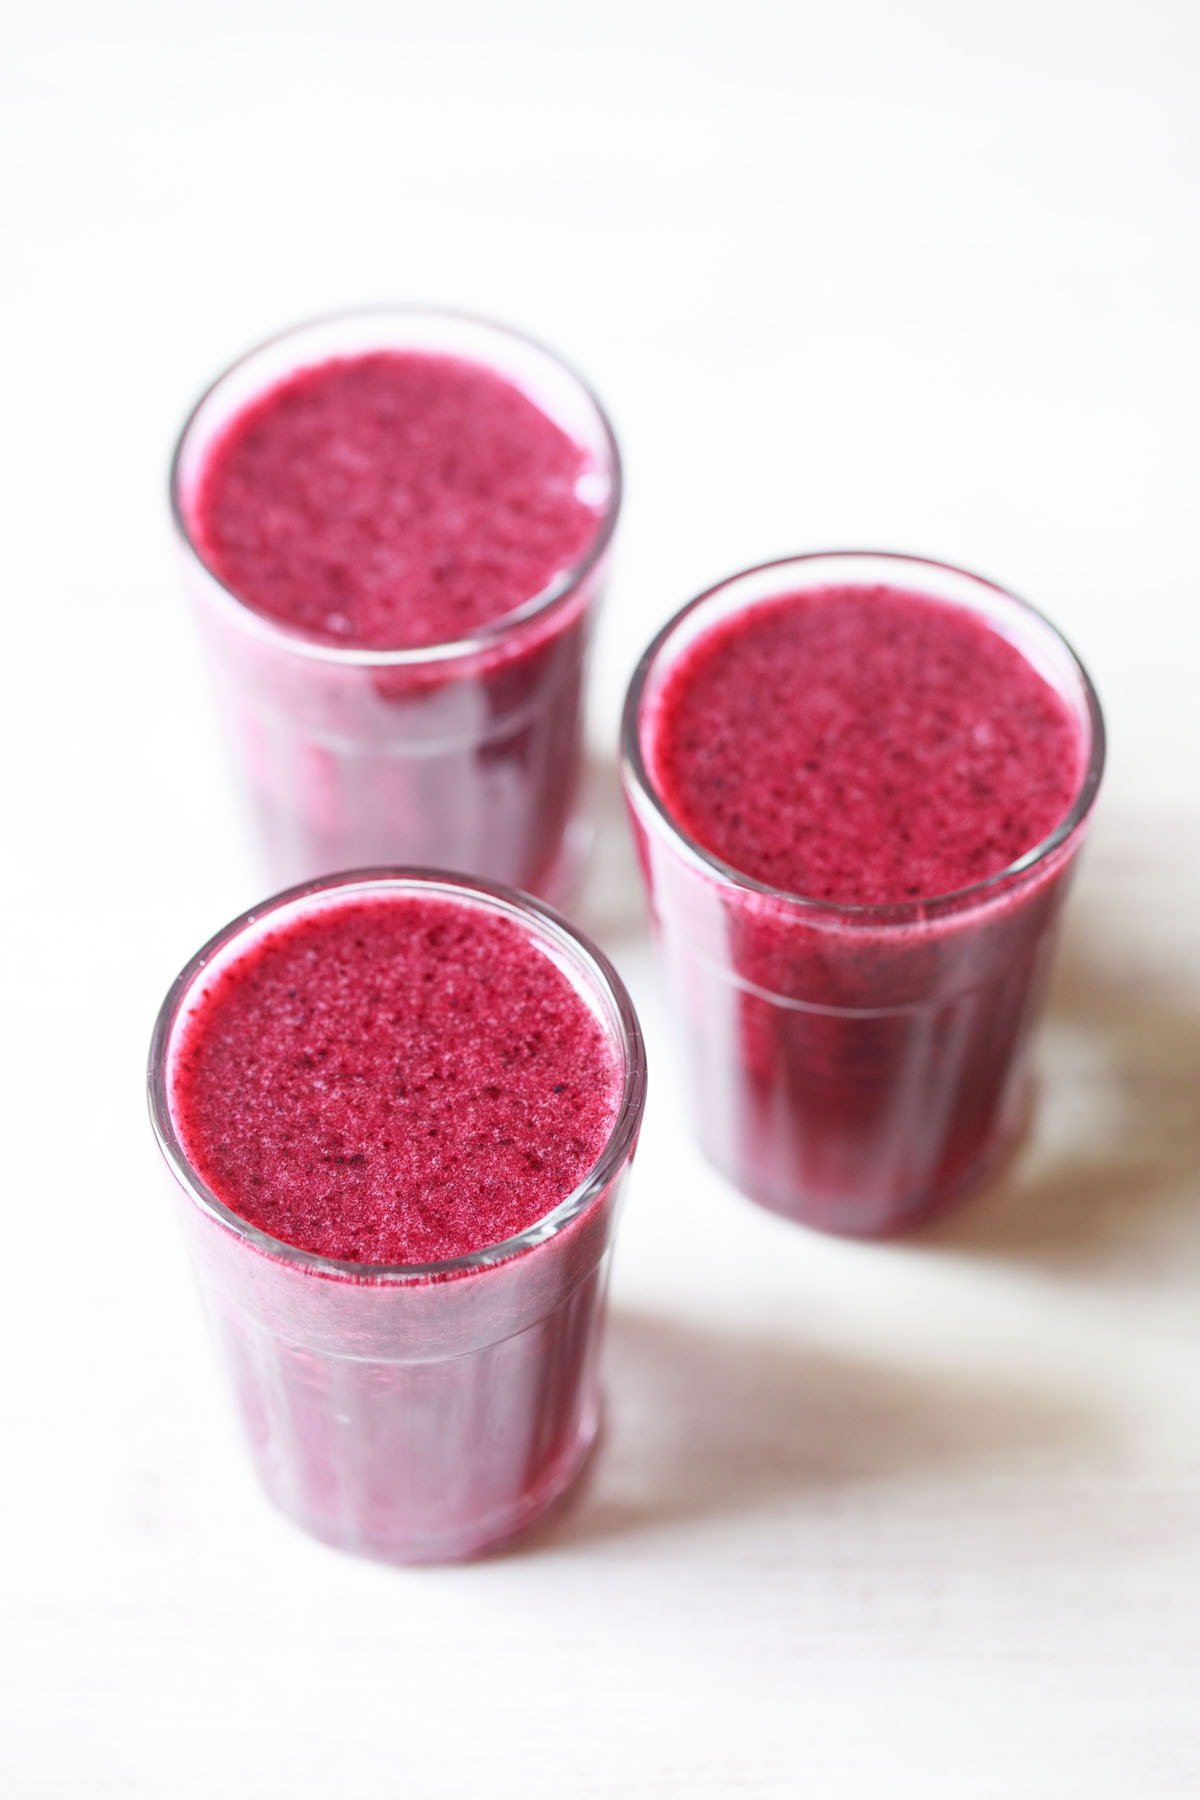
[148,872,645,1562]
[623,552,1104,1237]
[170,309,621,897]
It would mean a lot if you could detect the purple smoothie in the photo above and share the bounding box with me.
[171,889,620,1263]
[624,554,1103,1235]
[152,875,644,1561]
[649,585,1084,905]
[190,349,601,651]
[172,310,620,895]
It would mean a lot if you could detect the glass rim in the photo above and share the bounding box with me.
[620,548,1107,924]
[168,303,624,668]
[147,868,647,1283]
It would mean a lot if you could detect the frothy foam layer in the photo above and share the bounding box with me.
[190,349,603,649]
[647,584,1085,906]
[170,892,622,1264]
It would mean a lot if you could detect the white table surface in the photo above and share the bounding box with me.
[4,2,1199,1793]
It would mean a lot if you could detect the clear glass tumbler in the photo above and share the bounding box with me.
[622,552,1105,1237]
[147,871,646,1563]
[169,308,621,899]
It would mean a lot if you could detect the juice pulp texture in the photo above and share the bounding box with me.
[171,891,620,1263]
[167,890,626,1561]
[184,350,609,893]
[190,350,602,649]
[640,584,1088,1233]
[650,585,1082,902]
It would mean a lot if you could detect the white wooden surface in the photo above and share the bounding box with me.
[3,2,1198,1793]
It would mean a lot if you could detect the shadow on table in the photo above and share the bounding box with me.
[914,902,1200,1273]
[520,1303,1099,1553]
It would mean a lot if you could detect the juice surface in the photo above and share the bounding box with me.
[190,349,603,649]
[170,892,621,1264]
[647,584,1085,906]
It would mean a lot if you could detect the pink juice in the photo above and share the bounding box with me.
[150,874,645,1562]
[624,553,1104,1236]
[171,310,620,896]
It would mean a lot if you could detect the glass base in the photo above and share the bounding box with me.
[700,1093,1033,1240]
[252,806,594,913]
[531,812,593,911]
[262,1404,602,1566]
